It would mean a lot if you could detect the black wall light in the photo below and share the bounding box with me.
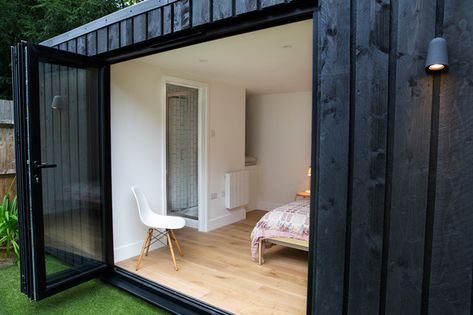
[425,37,449,71]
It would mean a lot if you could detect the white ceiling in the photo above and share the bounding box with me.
[136,20,313,95]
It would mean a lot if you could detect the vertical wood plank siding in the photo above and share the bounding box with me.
[346,0,389,314]
[86,32,97,56]
[67,39,77,53]
[77,36,86,55]
[212,0,232,21]
[120,19,133,48]
[163,5,173,35]
[313,0,473,314]
[147,9,163,39]
[40,0,473,313]
[97,28,108,54]
[428,0,473,314]
[108,23,120,51]
[51,0,302,56]
[133,13,147,43]
[192,0,211,26]
[311,0,351,313]
[384,0,436,313]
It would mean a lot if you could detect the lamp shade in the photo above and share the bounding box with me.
[51,95,63,110]
[425,37,448,71]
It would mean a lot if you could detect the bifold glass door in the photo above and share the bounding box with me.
[12,42,111,300]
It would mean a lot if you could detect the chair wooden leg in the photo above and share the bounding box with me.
[136,229,152,271]
[169,229,183,257]
[166,230,179,271]
[145,229,153,256]
[258,239,264,265]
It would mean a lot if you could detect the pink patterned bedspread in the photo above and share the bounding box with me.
[250,199,310,260]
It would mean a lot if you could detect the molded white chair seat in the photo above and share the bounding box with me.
[131,186,186,230]
[131,186,185,271]
[140,206,186,230]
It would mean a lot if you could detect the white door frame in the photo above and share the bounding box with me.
[161,76,208,232]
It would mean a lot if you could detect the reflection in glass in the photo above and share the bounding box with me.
[38,62,104,286]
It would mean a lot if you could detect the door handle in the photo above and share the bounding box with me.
[34,162,57,169]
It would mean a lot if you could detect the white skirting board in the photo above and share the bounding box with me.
[207,207,246,231]
[114,232,166,263]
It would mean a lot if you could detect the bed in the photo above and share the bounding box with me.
[250,199,310,265]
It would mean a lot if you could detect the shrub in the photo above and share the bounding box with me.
[0,194,19,260]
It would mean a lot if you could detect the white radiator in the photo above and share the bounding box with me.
[225,170,249,209]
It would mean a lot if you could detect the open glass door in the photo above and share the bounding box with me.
[12,42,111,300]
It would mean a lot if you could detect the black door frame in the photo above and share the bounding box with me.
[12,42,113,300]
[14,2,322,314]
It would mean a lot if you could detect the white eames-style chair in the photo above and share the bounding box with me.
[131,186,185,271]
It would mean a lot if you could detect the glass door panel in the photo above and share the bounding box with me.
[13,42,110,300]
[38,62,104,286]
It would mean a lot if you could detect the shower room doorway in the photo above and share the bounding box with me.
[163,79,208,230]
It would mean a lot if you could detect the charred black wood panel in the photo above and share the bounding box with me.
[163,5,173,35]
[192,0,211,26]
[346,0,390,314]
[311,0,351,314]
[260,0,285,9]
[43,0,306,53]
[67,39,77,53]
[147,8,162,39]
[133,13,147,43]
[97,28,108,54]
[384,0,436,313]
[428,0,473,314]
[108,23,120,51]
[77,36,86,55]
[173,0,190,32]
[58,42,68,51]
[213,0,233,21]
[120,19,133,48]
[86,32,97,56]
[236,0,257,15]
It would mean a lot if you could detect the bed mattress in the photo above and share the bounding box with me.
[250,199,310,260]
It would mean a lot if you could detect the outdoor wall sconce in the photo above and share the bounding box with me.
[425,37,448,71]
[51,95,64,110]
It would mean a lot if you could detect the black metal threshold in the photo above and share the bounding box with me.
[103,266,232,315]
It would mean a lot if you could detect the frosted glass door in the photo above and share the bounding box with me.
[166,84,198,219]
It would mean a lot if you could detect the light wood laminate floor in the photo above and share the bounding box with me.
[116,210,308,314]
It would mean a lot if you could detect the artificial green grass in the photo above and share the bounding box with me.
[45,254,71,276]
[0,265,168,315]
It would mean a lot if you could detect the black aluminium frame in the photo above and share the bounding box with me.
[12,42,113,300]
[14,1,320,314]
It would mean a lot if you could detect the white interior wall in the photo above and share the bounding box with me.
[245,92,312,210]
[111,60,245,263]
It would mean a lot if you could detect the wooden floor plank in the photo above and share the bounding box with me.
[117,210,308,314]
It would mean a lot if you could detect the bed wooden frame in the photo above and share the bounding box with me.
[258,237,309,265]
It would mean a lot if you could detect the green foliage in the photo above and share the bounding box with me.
[0,0,141,99]
[0,194,19,260]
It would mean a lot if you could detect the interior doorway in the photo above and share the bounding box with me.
[161,77,208,231]
[112,19,312,314]
[165,83,199,221]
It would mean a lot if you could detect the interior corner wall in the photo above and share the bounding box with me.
[111,60,246,263]
[245,92,312,210]
[110,61,165,263]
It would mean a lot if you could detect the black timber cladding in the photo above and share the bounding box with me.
[311,0,473,314]
[40,0,299,55]
[36,0,473,314]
